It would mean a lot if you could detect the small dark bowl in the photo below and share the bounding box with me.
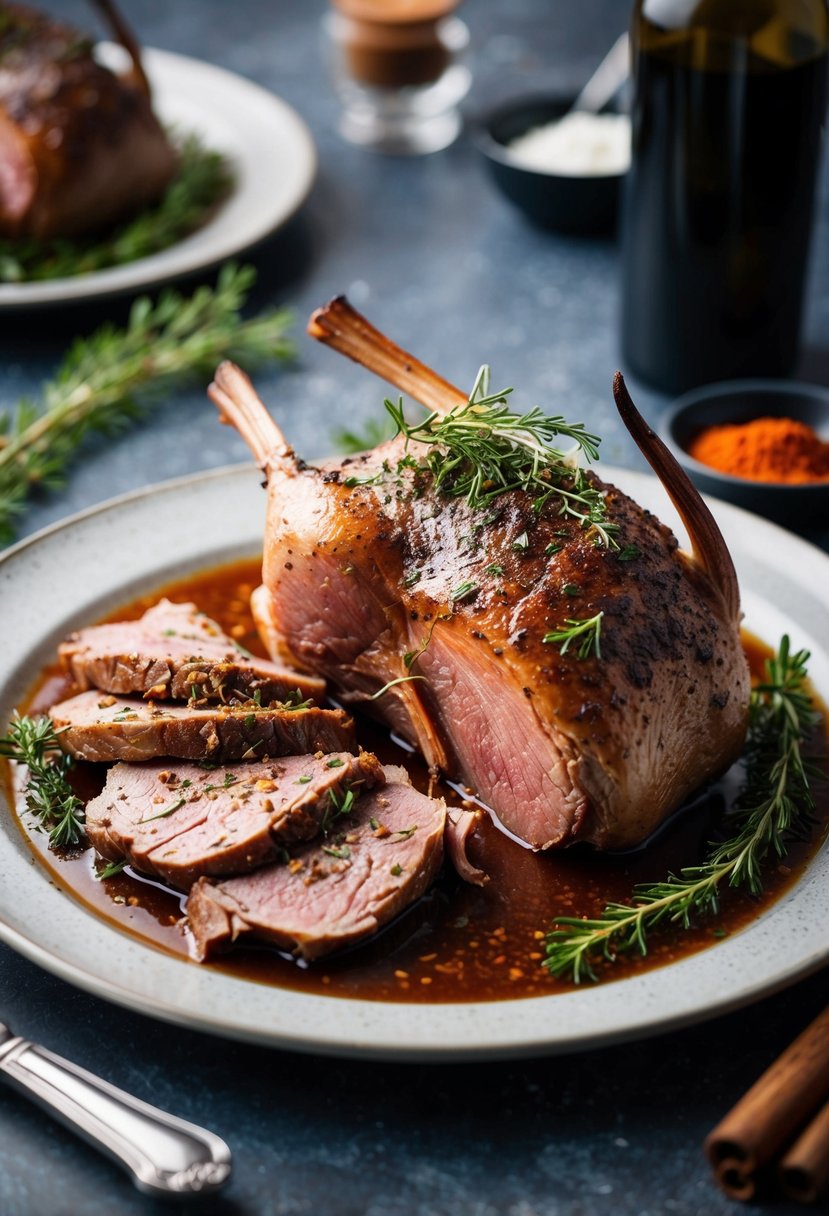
[473,93,627,234]
[659,379,829,528]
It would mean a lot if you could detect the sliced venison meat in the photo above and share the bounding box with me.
[186,770,447,961]
[86,752,384,889]
[59,599,325,704]
[50,691,355,763]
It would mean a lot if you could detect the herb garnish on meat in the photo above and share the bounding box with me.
[543,612,604,661]
[543,637,821,982]
[382,366,618,547]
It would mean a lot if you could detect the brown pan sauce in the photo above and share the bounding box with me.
[7,559,829,1004]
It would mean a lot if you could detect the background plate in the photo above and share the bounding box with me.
[0,464,827,1060]
[0,46,317,310]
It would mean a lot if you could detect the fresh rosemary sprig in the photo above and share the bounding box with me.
[544,637,822,983]
[0,263,294,544]
[383,366,616,544]
[0,136,232,283]
[0,713,85,848]
[543,612,604,661]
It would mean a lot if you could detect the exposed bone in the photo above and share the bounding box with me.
[92,0,152,96]
[208,361,295,469]
[612,372,741,621]
[308,296,468,417]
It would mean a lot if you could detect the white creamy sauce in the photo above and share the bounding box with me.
[507,111,631,177]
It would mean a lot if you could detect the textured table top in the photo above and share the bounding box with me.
[1,2,828,1213]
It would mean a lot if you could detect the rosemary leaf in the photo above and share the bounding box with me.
[543,636,822,982]
[0,263,294,544]
[0,713,85,848]
[382,365,617,546]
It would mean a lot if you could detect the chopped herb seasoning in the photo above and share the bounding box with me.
[451,581,478,603]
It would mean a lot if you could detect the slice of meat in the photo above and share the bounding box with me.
[86,752,384,889]
[59,599,325,705]
[49,691,355,763]
[186,772,447,961]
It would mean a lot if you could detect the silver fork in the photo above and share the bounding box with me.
[0,1020,231,1197]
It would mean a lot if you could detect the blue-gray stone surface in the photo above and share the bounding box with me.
[1,2,828,1213]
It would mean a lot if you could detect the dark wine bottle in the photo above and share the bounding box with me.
[620,0,829,394]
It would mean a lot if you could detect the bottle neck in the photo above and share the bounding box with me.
[636,0,829,70]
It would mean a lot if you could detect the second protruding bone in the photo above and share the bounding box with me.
[308,296,468,417]
[613,372,741,621]
[208,361,295,470]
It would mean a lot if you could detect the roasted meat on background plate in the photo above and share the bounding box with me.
[0,0,177,240]
[209,301,751,853]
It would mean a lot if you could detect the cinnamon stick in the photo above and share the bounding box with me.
[779,1096,829,1204]
[714,1158,758,1202]
[705,1005,829,1184]
[308,296,467,416]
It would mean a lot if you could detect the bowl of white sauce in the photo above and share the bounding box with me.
[474,94,630,234]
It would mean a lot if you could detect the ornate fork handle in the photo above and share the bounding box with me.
[0,1034,231,1196]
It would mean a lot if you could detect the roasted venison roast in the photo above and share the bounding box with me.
[209,301,750,853]
[0,1,177,240]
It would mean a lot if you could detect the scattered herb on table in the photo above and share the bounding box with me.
[0,713,85,848]
[0,263,294,544]
[333,416,397,454]
[0,136,232,284]
[543,636,822,982]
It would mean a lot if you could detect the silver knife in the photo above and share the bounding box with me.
[0,1019,231,1197]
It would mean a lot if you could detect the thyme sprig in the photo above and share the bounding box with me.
[0,713,85,848]
[0,263,294,544]
[0,136,232,283]
[544,637,822,983]
[383,366,616,545]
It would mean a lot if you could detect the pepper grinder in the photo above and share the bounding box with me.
[324,0,470,154]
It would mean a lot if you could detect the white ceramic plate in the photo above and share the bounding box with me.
[0,46,316,310]
[1,464,827,1060]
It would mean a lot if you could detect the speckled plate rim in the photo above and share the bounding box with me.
[1,463,827,1061]
[0,45,317,310]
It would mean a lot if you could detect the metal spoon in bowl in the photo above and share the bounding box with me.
[0,1018,231,1197]
[569,32,630,115]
